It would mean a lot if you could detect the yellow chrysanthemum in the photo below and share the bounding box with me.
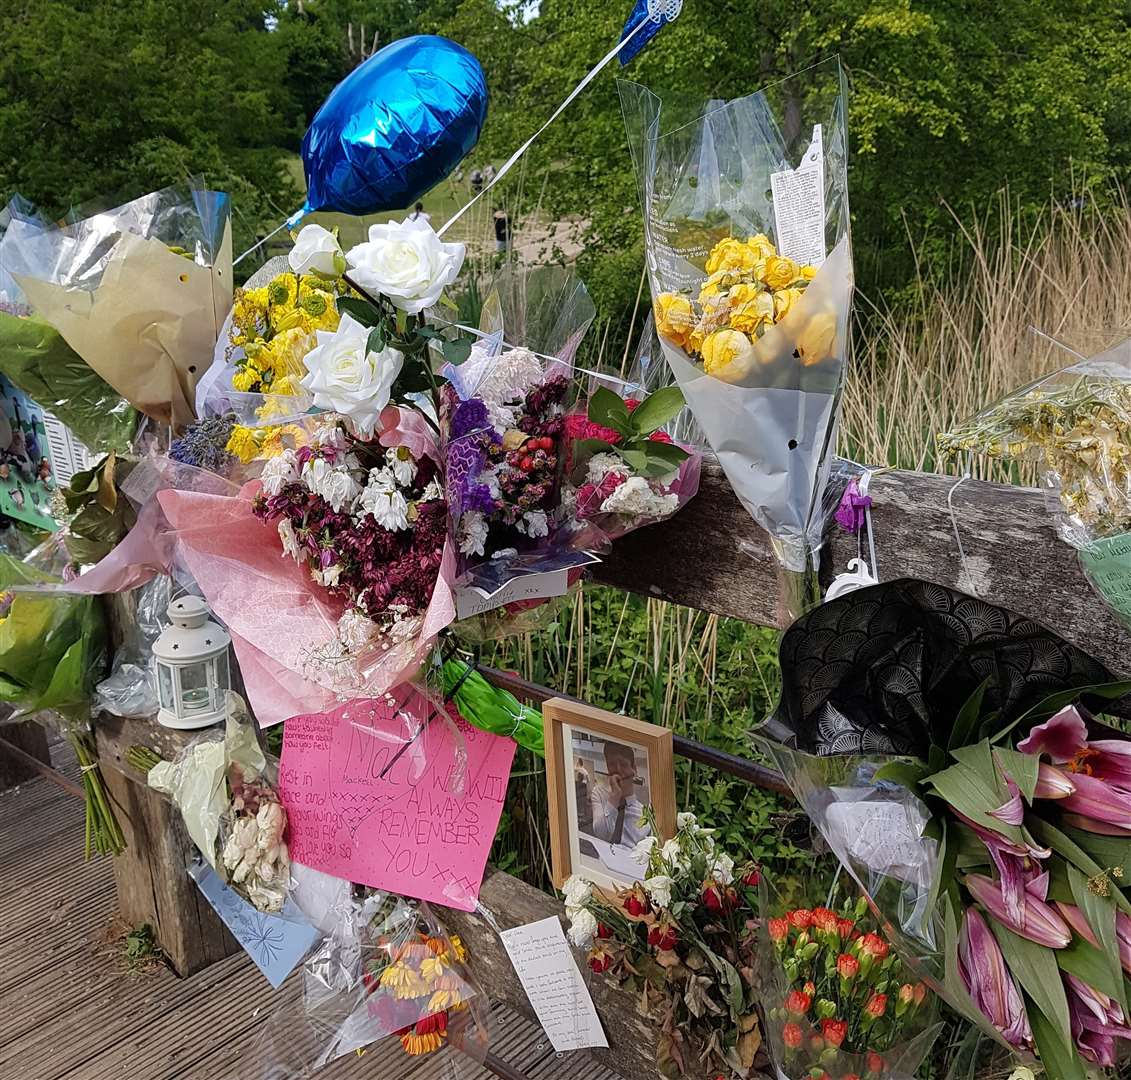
[267,273,298,310]
[761,255,801,290]
[800,264,818,281]
[380,962,427,999]
[701,328,755,383]
[428,988,463,1011]
[727,283,775,335]
[448,936,467,963]
[226,425,262,464]
[747,233,777,260]
[772,287,804,323]
[654,293,696,351]
[400,1031,444,1056]
[705,237,759,276]
[420,955,446,982]
[231,367,258,393]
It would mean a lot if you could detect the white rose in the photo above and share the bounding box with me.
[301,312,404,436]
[288,224,346,279]
[676,812,697,830]
[346,217,465,315]
[562,874,593,910]
[660,838,688,872]
[632,835,658,864]
[260,449,299,497]
[567,907,598,949]
[644,874,673,909]
[710,852,734,886]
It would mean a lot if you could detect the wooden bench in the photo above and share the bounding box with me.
[7,459,1129,1078]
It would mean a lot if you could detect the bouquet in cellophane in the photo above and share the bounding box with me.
[757,578,1131,1076]
[620,59,852,620]
[938,334,1131,634]
[256,884,489,1075]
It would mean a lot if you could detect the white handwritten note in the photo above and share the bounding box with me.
[499,916,608,1052]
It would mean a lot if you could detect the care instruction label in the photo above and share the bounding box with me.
[771,124,827,268]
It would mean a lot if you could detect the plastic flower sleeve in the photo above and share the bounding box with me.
[620,60,852,621]
[4,185,232,429]
[938,334,1131,631]
[255,887,489,1074]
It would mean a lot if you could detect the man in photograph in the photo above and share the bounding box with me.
[588,740,648,846]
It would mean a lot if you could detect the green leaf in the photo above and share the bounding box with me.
[573,438,615,462]
[923,818,955,940]
[395,308,409,335]
[620,447,648,474]
[1028,994,1086,1080]
[949,676,991,751]
[1058,931,1125,1002]
[1068,865,1127,1015]
[1063,824,1131,878]
[365,326,385,355]
[336,296,380,325]
[587,386,631,436]
[873,759,933,791]
[625,439,691,478]
[991,680,1131,742]
[698,945,744,1018]
[988,919,1072,1045]
[993,746,1040,803]
[1029,817,1131,917]
[627,386,685,436]
[925,744,1022,844]
[441,338,472,365]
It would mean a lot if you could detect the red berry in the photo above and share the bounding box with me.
[520,456,534,471]
[539,436,554,450]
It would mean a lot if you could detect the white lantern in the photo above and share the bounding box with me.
[153,596,231,730]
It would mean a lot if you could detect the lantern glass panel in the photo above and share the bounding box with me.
[215,650,230,697]
[158,663,175,711]
[180,662,213,714]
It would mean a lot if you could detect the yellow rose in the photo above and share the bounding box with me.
[762,255,800,290]
[728,283,775,334]
[773,287,804,322]
[800,264,818,281]
[747,233,777,260]
[796,312,838,366]
[705,237,758,275]
[701,328,756,382]
[654,293,696,350]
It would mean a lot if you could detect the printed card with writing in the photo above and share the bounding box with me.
[279,689,516,911]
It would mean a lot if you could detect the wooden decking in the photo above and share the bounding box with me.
[0,759,622,1080]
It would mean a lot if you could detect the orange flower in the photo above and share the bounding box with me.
[819,1018,847,1048]
[811,907,839,933]
[787,909,813,930]
[864,992,888,1019]
[768,917,790,943]
[782,1022,803,1050]
[836,917,855,939]
[784,990,811,1016]
[866,1051,885,1074]
[837,953,860,979]
[858,932,889,960]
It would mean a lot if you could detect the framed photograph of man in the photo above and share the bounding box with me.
[543,697,676,893]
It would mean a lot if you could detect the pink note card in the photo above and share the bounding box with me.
[278,690,516,911]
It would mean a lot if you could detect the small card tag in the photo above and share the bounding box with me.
[771,124,827,268]
[189,862,320,988]
[500,916,608,1052]
[455,567,571,620]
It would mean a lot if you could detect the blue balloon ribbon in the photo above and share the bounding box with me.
[297,35,488,220]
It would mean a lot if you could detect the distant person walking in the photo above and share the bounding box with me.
[409,202,431,225]
[483,164,497,183]
[493,209,511,254]
[470,169,484,194]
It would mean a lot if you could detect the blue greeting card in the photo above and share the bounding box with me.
[189,862,321,988]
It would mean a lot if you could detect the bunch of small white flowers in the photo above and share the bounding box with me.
[563,874,598,949]
[220,767,290,913]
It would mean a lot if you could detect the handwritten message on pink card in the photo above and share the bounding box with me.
[279,691,516,911]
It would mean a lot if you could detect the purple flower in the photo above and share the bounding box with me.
[1066,974,1131,1067]
[958,907,1031,1048]
[966,873,1071,948]
[451,398,490,439]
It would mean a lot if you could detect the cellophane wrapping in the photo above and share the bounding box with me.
[255,886,489,1075]
[620,60,852,621]
[938,335,1131,632]
[3,185,232,429]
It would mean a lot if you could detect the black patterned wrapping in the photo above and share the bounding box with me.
[767,578,1115,757]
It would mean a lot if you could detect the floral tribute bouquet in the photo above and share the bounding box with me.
[262,886,489,1073]
[564,381,700,543]
[760,890,938,1079]
[620,60,852,621]
[563,811,765,1078]
[758,578,1131,1077]
[938,335,1131,634]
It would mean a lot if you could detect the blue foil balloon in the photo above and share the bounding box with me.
[297,35,488,219]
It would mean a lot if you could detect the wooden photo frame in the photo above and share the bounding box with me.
[543,697,676,893]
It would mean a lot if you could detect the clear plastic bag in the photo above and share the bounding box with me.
[3,185,232,429]
[620,60,852,620]
[92,573,171,717]
[938,334,1131,631]
[440,266,596,612]
[257,886,489,1074]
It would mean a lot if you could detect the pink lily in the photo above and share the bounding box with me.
[1060,772,1131,834]
[1034,762,1075,799]
[958,907,1031,1048]
[1056,902,1131,976]
[1019,705,1131,784]
[1065,974,1131,1067]
[966,873,1072,948]
[989,772,1025,826]
[1062,812,1131,836]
